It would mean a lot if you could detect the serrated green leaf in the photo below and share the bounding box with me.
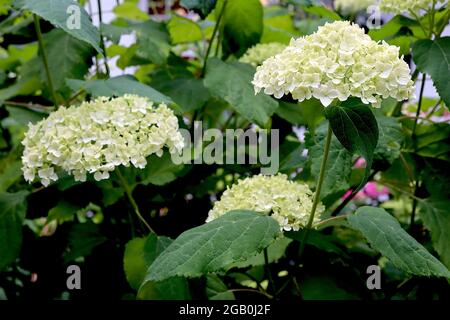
[146,210,281,282]
[418,198,450,269]
[229,236,292,269]
[131,234,190,300]
[13,0,102,53]
[348,206,450,278]
[0,191,29,270]
[204,58,278,127]
[325,99,379,192]
[413,37,450,108]
[66,76,172,104]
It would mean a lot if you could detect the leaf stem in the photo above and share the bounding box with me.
[33,14,58,106]
[201,0,227,77]
[298,123,333,259]
[97,0,110,77]
[412,73,427,139]
[116,168,154,233]
[263,248,275,294]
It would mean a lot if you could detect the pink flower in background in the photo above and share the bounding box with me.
[354,157,366,168]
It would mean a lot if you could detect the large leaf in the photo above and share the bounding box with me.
[325,99,379,191]
[168,15,203,44]
[150,69,210,112]
[138,153,184,186]
[131,234,190,300]
[413,37,450,108]
[204,58,278,127]
[418,198,450,269]
[374,111,404,165]
[180,0,217,19]
[220,0,263,57]
[40,29,94,99]
[348,206,450,278]
[66,76,172,104]
[308,123,353,199]
[13,0,102,53]
[0,191,29,270]
[145,210,281,282]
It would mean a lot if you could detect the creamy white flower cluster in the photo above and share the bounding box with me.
[252,21,415,107]
[380,0,447,15]
[335,0,374,15]
[239,42,287,67]
[22,95,184,186]
[206,174,324,231]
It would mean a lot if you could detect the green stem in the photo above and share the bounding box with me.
[298,123,333,259]
[33,14,58,106]
[97,0,110,77]
[412,73,427,139]
[409,73,426,231]
[201,0,227,77]
[263,248,275,293]
[116,168,154,233]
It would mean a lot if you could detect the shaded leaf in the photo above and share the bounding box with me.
[348,206,450,278]
[146,210,281,281]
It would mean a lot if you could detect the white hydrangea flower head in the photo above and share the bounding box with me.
[380,0,447,15]
[239,42,287,67]
[206,174,324,231]
[22,95,184,187]
[335,0,375,15]
[252,21,415,108]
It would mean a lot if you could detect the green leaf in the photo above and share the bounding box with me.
[348,206,450,278]
[146,210,281,282]
[418,198,450,269]
[180,0,217,19]
[302,5,342,21]
[325,99,379,192]
[261,6,298,44]
[168,15,203,44]
[40,29,94,99]
[47,200,79,223]
[286,229,348,257]
[220,0,263,57]
[206,274,235,300]
[413,37,450,108]
[134,234,190,300]
[64,223,107,263]
[13,0,102,53]
[0,191,29,270]
[204,58,278,127]
[66,76,172,104]
[134,20,171,65]
[308,123,353,199]
[374,111,404,165]
[139,153,184,186]
[124,237,149,290]
[113,2,148,21]
[150,69,210,112]
[369,15,419,41]
[0,161,22,193]
[229,236,292,268]
[413,122,450,162]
